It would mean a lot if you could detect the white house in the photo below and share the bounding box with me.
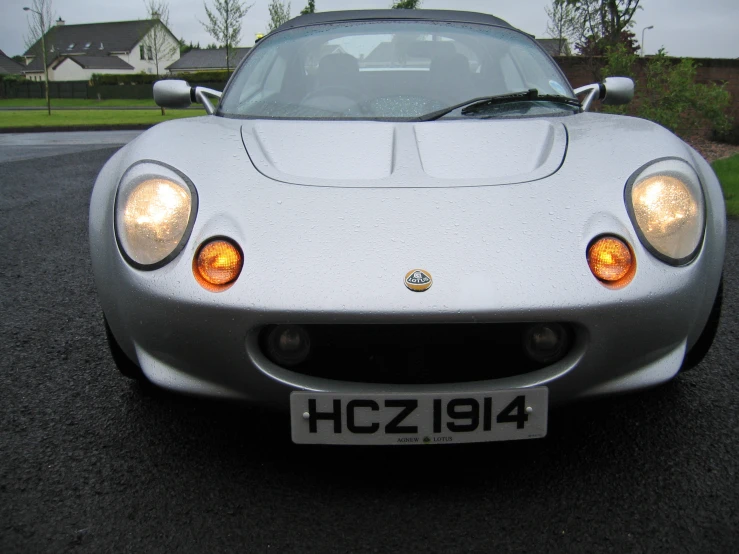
[22,17,180,81]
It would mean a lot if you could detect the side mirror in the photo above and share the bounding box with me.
[601,77,634,106]
[154,80,192,109]
[574,76,635,112]
[154,80,223,115]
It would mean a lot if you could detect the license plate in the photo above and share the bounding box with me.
[290,388,548,445]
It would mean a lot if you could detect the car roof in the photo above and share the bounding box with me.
[275,10,517,33]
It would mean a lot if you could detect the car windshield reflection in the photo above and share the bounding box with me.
[218,21,576,121]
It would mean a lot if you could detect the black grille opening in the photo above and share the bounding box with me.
[259,323,572,385]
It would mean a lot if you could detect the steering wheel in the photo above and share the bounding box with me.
[302,86,370,115]
[302,86,365,103]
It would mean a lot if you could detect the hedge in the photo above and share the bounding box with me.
[91,71,231,85]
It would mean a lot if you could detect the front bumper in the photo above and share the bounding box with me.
[103,275,697,409]
[90,128,725,409]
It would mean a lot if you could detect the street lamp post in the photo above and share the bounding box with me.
[24,6,51,116]
[641,25,654,57]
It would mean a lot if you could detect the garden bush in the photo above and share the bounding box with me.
[600,45,732,137]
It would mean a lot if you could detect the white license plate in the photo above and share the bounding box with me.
[290,388,548,445]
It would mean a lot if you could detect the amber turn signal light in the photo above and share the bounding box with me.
[194,238,243,291]
[587,236,635,286]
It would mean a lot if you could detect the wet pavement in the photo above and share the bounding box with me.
[0,131,141,163]
[1,147,737,553]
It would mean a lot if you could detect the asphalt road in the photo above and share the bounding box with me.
[0,131,141,164]
[1,145,738,554]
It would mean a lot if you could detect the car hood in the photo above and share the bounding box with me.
[240,119,567,188]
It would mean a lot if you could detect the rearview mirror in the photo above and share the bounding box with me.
[154,80,192,109]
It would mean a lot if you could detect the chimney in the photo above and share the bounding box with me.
[56,17,65,26]
[151,11,160,19]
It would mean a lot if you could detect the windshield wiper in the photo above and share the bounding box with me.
[414,89,581,122]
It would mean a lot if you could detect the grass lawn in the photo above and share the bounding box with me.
[0,98,161,108]
[712,154,739,217]
[0,109,205,128]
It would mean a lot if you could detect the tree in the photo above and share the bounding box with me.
[300,0,315,15]
[578,29,639,56]
[267,1,291,32]
[563,0,641,53]
[545,0,582,56]
[140,0,179,77]
[23,0,54,116]
[201,0,252,73]
[180,39,202,55]
[391,0,422,8]
[179,38,196,55]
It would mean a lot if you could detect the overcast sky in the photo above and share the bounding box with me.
[2,0,737,59]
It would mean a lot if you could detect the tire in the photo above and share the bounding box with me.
[103,315,147,381]
[681,276,723,372]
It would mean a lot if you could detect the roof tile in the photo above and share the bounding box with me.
[0,50,25,75]
[167,48,251,71]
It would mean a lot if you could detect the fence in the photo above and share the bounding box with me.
[0,80,88,99]
[0,80,228,100]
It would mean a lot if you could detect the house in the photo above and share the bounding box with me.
[0,50,25,75]
[166,48,251,73]
[536,38,572,57]
[21,17,180,81]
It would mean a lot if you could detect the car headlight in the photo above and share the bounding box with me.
[115,162,198,269]
[625,158,705,265]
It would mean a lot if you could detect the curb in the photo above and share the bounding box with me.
[0,124,154,133]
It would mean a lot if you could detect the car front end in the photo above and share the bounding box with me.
[90,10,725,444]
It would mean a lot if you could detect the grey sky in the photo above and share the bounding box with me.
[2,0,737,59]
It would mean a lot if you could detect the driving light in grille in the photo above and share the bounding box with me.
[523,323,569,364]
[588,236,634,285]
[626,159,705,265]
[193,238,243,291]
[265,325,311,367]
[115,163,197,269]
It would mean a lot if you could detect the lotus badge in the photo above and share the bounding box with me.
[405,269,433,292]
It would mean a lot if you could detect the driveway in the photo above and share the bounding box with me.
[1,146,737,553]
[0,130,141,163]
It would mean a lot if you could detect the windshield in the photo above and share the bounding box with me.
[218,20,577,121]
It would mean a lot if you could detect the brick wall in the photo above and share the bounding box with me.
[557,55,739,93]
[556,56,739,134]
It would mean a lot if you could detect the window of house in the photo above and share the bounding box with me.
[147,46,153,60]
[140,45,145,60]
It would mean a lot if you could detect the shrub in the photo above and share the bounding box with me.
[0,74,26,83]
[600,45,732,136]
[712,121,739,145]
[90,71,231,86]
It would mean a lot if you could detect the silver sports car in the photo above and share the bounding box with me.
[90,10,725,445]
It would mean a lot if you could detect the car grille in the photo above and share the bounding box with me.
[259,323,572,385]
